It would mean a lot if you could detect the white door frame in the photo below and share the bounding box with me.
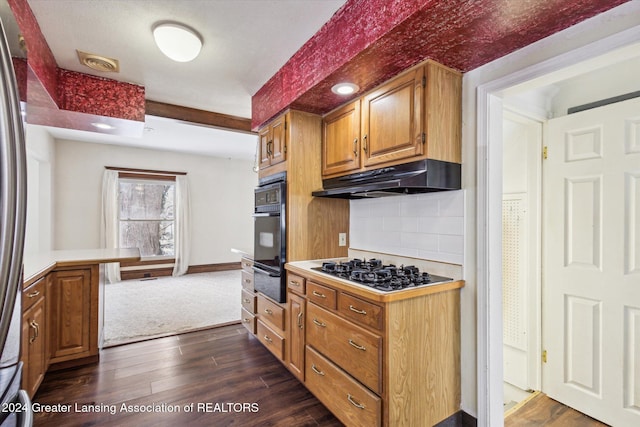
[476,24,640,427]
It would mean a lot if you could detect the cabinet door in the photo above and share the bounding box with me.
[288,293,305,381]
[22,298,46,398]
[49,269,92,360]
[322,100,361,177]
[259,126,272,168]
[361,67,424,167]
[269,114,287,165]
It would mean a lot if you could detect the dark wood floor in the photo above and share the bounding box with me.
[505,392,609,427]
[33,323,342,426]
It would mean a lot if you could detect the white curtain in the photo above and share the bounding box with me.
[172,175,191,276]
[100,169,121,283]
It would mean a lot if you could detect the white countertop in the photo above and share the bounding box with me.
[23,248,141,285]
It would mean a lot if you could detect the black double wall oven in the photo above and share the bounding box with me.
[253,172,286,303]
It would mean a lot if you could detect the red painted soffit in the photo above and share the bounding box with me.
[252,0,629,130]
[8,0,145,136]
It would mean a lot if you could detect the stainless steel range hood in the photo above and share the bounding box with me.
[311,159,461,199]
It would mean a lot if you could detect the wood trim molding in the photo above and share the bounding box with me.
[145,100,254,134]
[105,166,186,177]
[119,262,241,281]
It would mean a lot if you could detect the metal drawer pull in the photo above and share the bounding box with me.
[289,280,300,287]
[243,298,251,303]
[311,364,325,376]
[312,290,326,298]
[297,312,304,329]
[353,138,358,156]
[312,318,326,328]
[243,318,251,323]
[347,394,366,409]
[244,279,252,284]
[348,339,366,351]
[349,305,367,315]
[27,290,40,298]
[263,335,273,343]
[264,308,273,315]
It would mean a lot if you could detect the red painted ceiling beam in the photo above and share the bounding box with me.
[252,0,629,130]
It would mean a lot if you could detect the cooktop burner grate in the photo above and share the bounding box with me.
[311,258,452,292]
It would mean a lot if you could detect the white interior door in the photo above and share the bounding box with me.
[542,97,640,426]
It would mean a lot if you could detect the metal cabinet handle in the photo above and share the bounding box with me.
[349,305,367,315]
[243,298,251,303]
[312,318,326,328]
[27,290,40,298]
[243,318,251,323]
[348,339,366,351]
[353,138,358,156]
[264,308,273,315]
[263,335,273,344]
[29,320,39,343]
[289,280,300,287]
[244,279,252,284]
[363,134,368,152]
[311,364,325,376]
[297,312,304,329]
[347,394,366,409]
[312,290,326,299]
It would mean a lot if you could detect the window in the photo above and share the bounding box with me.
[118,177,175,258]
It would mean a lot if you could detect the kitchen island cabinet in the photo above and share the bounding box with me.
[20,248,140,395]
[285,260,463,427]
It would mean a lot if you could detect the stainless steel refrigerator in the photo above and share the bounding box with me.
[0,10,33,427]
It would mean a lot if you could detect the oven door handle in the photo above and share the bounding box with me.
[252,212,280,218]
[253,265,280,277]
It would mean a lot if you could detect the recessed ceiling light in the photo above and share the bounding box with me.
[331,82,359,95]
[153,22,203,62]
[91,122,115,130]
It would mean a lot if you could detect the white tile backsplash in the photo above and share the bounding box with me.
[350,190,464,265]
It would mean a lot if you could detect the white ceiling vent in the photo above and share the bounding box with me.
[76,50,120,72]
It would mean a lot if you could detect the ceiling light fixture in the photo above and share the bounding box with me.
[153,22,203,62]
[331,82,359,95]
[91,122,115,130]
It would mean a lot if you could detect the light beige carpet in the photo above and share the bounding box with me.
[103,270,241,346]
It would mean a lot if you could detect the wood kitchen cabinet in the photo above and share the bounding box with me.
[287,279,306,381]
[258,113,287,169]
[48,266,98,364]
[240,256,257,334]
[285,263,463,427]
[321,59,461,178]
[21,276,48,398]
[256,293,286,361]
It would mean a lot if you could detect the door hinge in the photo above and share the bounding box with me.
[543,146,548,160]
[542,350,547,363]
[421,132,426,144]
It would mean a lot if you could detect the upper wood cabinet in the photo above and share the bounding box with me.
[322,100,361,176]
[258,113,287,170]
[361,66,425,168]
[321,60,461,178]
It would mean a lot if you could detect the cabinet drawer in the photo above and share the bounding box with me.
[338,293,383,331]
[257,294,285,331]
[307,281,337,310]
[22,277,45,311]
[307,303,382,394]
[287,273,306,295]
[306,346,381,427]
[241,308,256,334]
[241,257,254,273]
[241,289,256,313]
[257,319,284,360]
[241,270,254,291]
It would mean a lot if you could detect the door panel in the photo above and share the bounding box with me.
[543,97,640,426]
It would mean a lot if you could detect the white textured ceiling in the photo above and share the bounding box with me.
[23,0,347,159]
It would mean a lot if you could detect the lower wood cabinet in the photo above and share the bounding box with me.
[48,266,98,363]
[240,257,257,334]
[21,276,48,398]
[281,266,463,427]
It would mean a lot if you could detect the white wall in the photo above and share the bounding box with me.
[24,124,55,254]
[53,139,257,265]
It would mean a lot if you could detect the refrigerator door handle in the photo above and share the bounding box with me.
[15,390,33,427]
